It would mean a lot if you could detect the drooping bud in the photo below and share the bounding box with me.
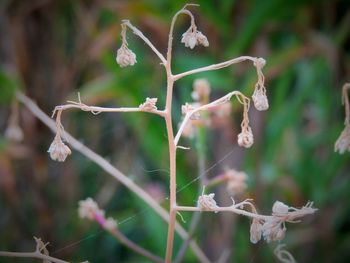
[237,126,254,148]
[334,126,350,154]
[181,26,209,49]
[116,45,137,67]
[48,134,71,162]
[250,219,263,244]
[252,87,269,111]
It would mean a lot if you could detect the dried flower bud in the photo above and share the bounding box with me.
[237,127,254,148]
[250,219,263,244]
[196,31,209,47]
[182,30,197,49]
[78,198,104,220]
[224,169,247,196]
[198,193,218,211]
[192,79,211,102]
[116,45,137,67]
[4,123,24,142]
[262,218,286,243]
[139,97,158,111]
[334,126,350,154]
[272,201,289,215]
[252,88,269,111]
[181,26,209,49]
[182,103,201,120]
[48,134,71,162]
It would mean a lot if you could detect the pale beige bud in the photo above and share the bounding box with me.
[196,31,209,47]
[252,88,269,111]
[78,198,104,220]
[334,126,350,154]
[198,193,218,211]
[139,97,158,111]
[116,45,137,67]
[4,124,24,142]
[272,201,289,215]
[237,127,254,148]
[48,134,71,162]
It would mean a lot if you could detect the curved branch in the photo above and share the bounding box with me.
[173,56,261,80]
[122,20,167,65]
[174,91,249,145]
[167,7,195,66]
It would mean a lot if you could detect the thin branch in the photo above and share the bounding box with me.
[16,92,210,263]
[174,91,249,145]
[0,251,69,263]
[122,20,167,65]
[52,101,165,118]
[109,229,164,263]
[173,56,261,80]
[167,7,195,66]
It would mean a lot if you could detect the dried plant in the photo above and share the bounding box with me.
[1,4,317,263]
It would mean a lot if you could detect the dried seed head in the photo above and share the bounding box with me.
[198,193,218,211]
[181,26,209,49]
[334,126,350,154]
[237,126,254,148]
[250,219,263,244]
[252,87,269,111]
[192,78,211,102]
[116,45,137,67]
[78,198,104,220]
[139,97,158,111]
[48,134,71,162]
[272,201,289,215]
[4,123,24,142]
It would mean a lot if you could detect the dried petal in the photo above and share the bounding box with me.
[272,201,289,215]
[116,45,137,67]
[237,127,254,148]
[181,26,209,49]
[48,134,71,162]
[334,126,350,154]
[250,219,263,244]
[262,218,286,243]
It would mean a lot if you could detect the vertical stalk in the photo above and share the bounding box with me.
[164,74,177,262]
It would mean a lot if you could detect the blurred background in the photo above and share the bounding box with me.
[0,0,349,262]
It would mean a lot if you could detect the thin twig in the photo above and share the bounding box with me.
[122,20,167,65]
[173,56,261,80]
[0,251,69,263]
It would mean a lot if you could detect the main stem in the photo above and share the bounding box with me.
[164,71,177,262]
